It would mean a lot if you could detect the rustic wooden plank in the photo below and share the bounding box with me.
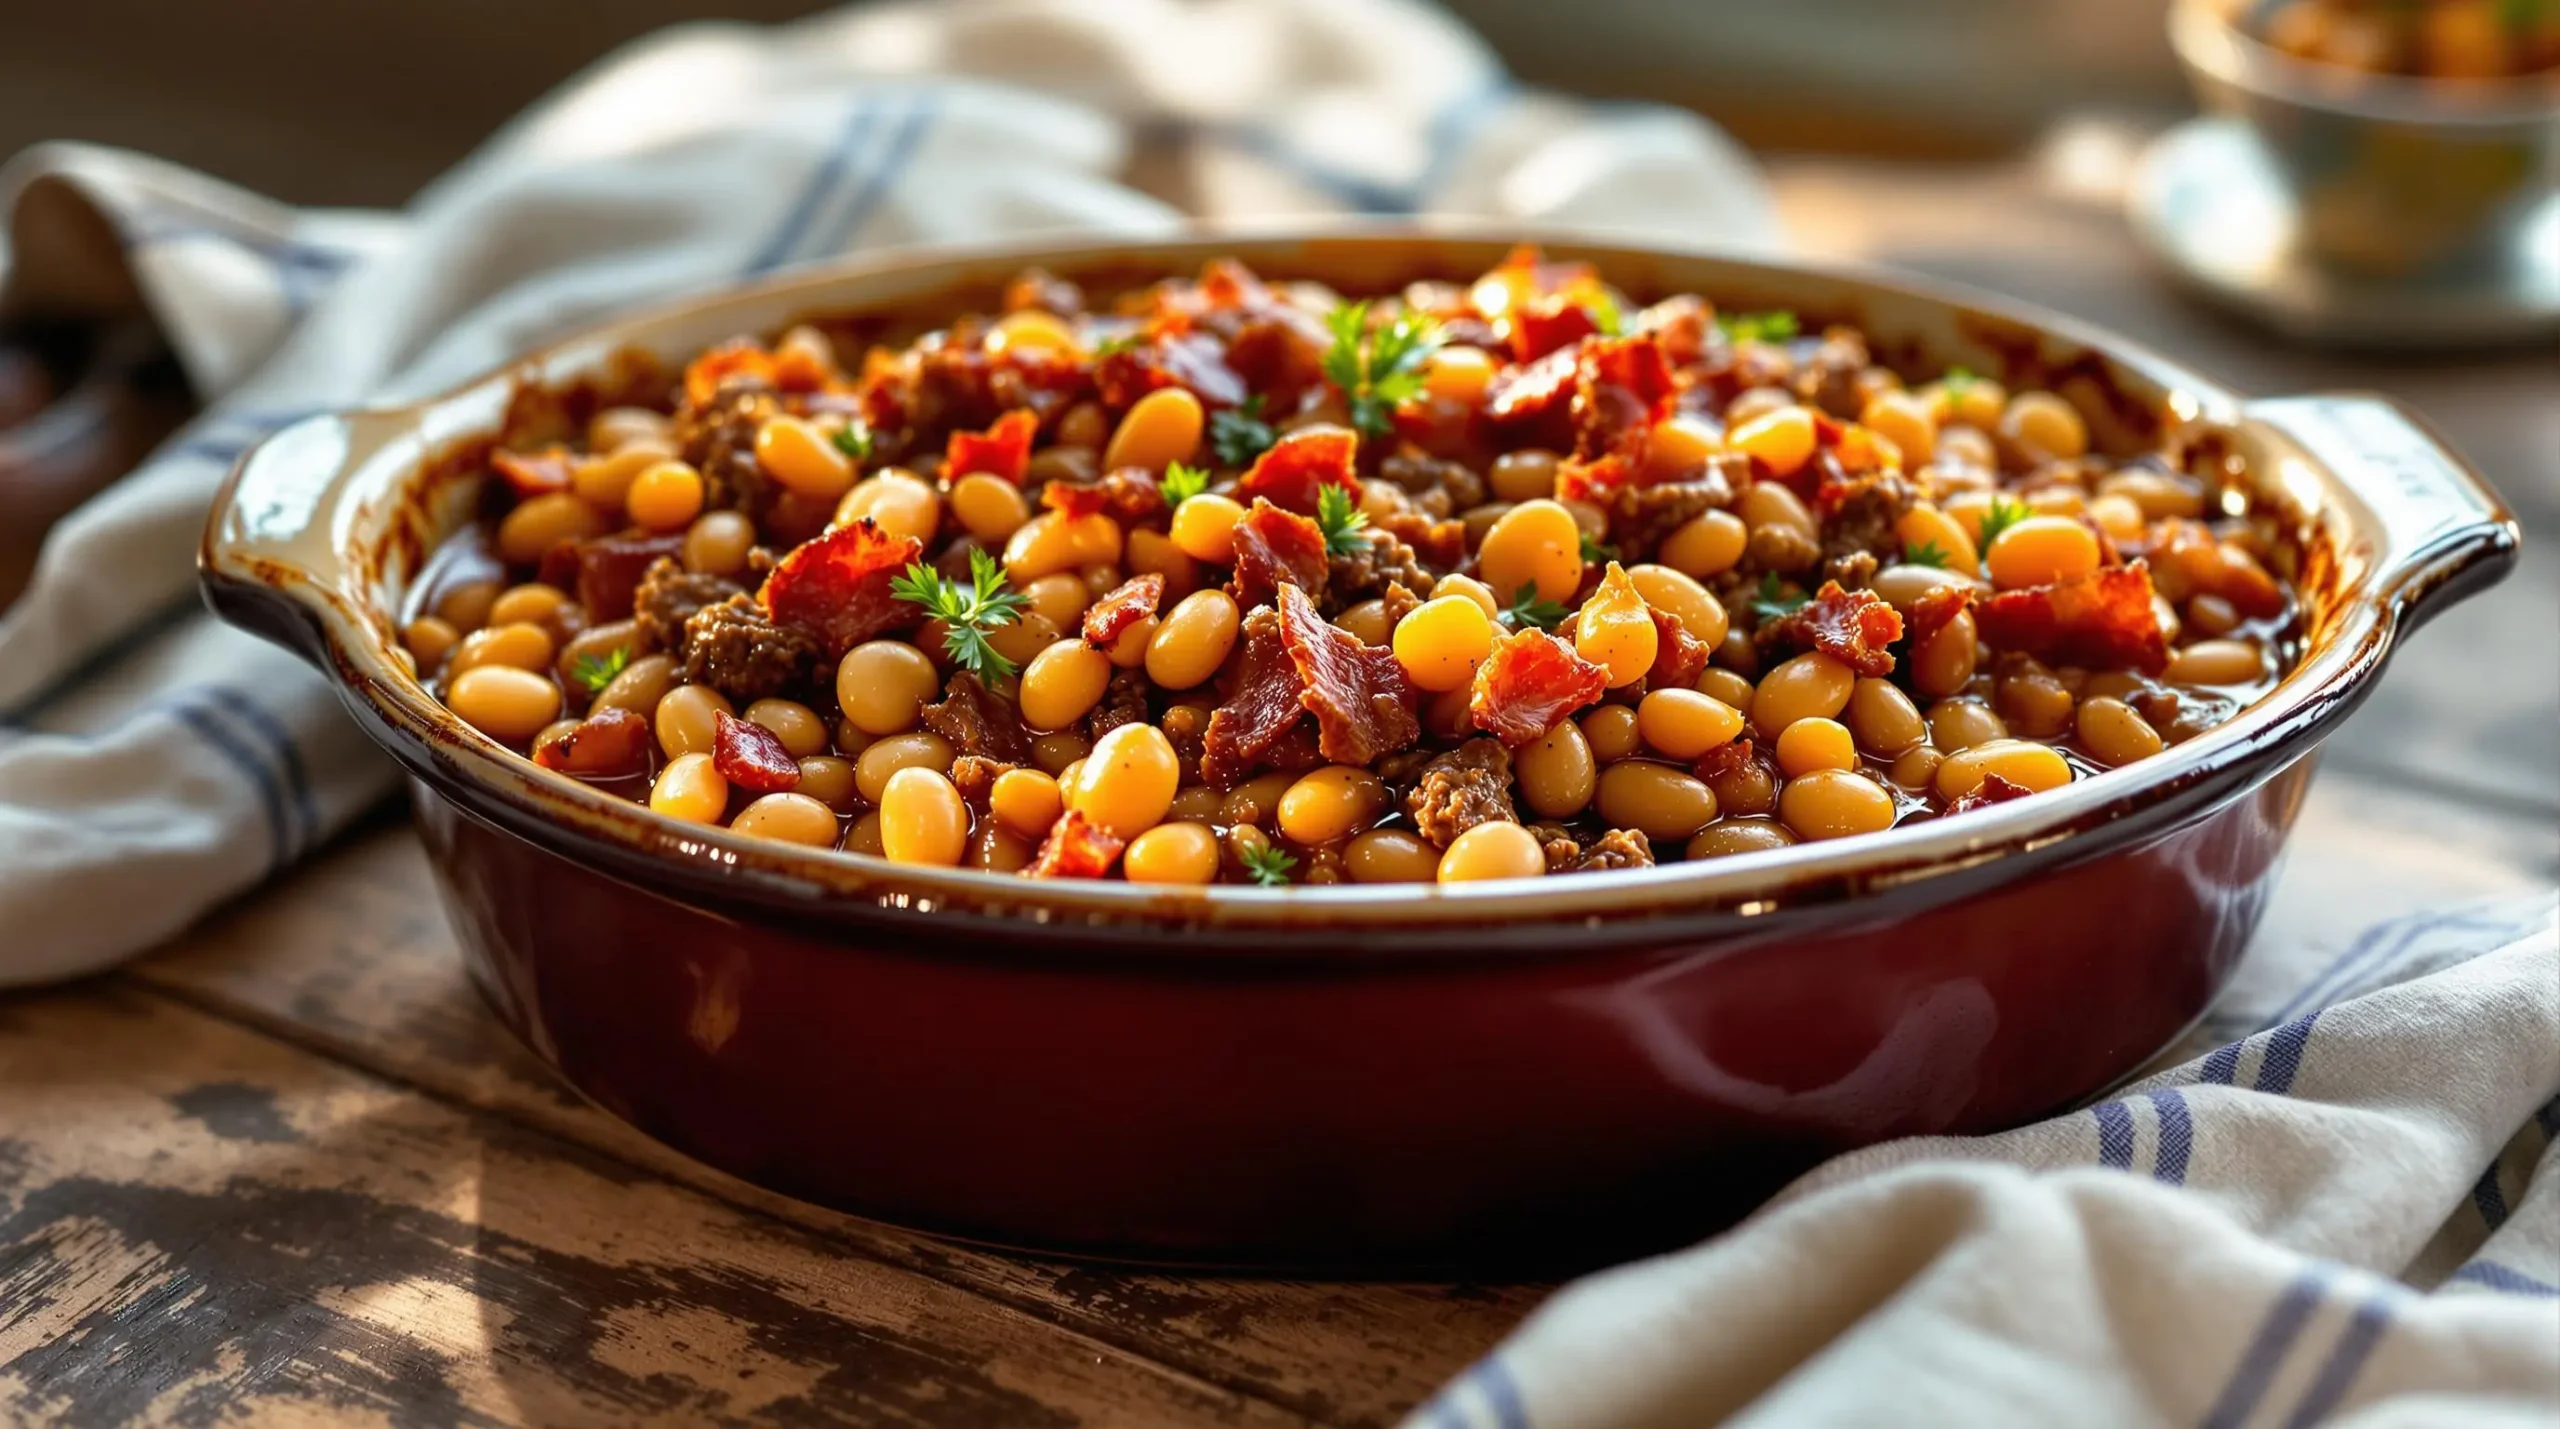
[123,821,1538,1429]
[0,983,1317,1429]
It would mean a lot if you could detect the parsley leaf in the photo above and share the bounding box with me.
[1579,530,1617,566]
[1239,841,1298,887]
[1747,572,1809,626]
[1091,331,1141,358]
[1503,583,1570,632]
[1973,494,2032,552]
[831,419,875,461]
[1717,310,1801,346]
[1902,539,1953,570]
[567,647,631,697]
[1209,394,1277,467]
[1316,483,1371,557]
[1160,460,1211,508]
[1587,291,1624,337]
[1939,365,1979,412]
[1324,300,1445,440]
[890,547,1032,681]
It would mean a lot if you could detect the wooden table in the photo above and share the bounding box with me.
[3,152,2554,1427]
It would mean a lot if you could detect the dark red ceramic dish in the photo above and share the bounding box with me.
[200,230,2516,1269]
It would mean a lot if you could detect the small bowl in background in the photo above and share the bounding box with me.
[2169,0,2560,280]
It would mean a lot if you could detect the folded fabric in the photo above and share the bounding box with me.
[1409,895,2560,1429]
[0,0,1778,986]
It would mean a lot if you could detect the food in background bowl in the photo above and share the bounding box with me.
[408,249,2300,887]
[2232,0,2560,80]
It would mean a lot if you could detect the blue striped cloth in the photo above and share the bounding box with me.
[0,0,1777,986]
[1410,897,2560,1429]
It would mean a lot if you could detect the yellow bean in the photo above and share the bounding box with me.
[488,583,567,629]
[1576,564,1658,689]
[1658,509,1748,579]
[447,665,562,744]
[448,621,555,677]
[1516,719,1598,819]
[1737,480,1816,537]
[1894,505,1980,575]
[1436,822,1547,882]
[1581,704,1642,763]
[1775,716,1858,775]
[837,641,941,735]
[1933,738,2072,801]
[1778,768,1896,841]
[653,683,734,758]
[1845,677,1928,756]
[1861,390,1937,467]
[2163,639,2264,686]
[1596,761,1720,841]
[497,491,609,565]
[1019,639,1113,731]
[796,756,860,812]
[755,414,856,501]
[879,767,969,866]
[1067,722,1179,839]
[1276,765,1389,846]
[731,791,841,847]
[1393,594,1496,693]
[1985,515,2101,590]
[1927,698,2009,752]
[590,406,672,452]
[624,462,706,533]
[1476,499,1584,604]
[1911,609,1979,699]
[1102,388,1205,473]
[683,510,757,577]
[949,473,1031,543]
[744,698,829,759]
[989,768,1065,838]
[1625,564,1728,648]
[1686,819,1798,858]
[648,751,728,823]
[1123,821,1222,884]
[1146,589,1241,691]
[403,616,460,670]
[592,653,676,716]
[1423,346,1498,406]
[1636,688,1746,760]
[854,731,956,804]
[1487,448,1561,503]
[1750,652,1855,739]
[2000,391,2089,461]
[1168,493,1245,564]
[1431,573,1501,618]
[1345,828,1442,883]
[837,471,941,547]
[2075,696,2164,767]
[1644,415,1725,481]
[1727,404,1817,479]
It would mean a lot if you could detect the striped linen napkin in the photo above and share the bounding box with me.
[0,0,1777,985]
[1410,895,2560,1429]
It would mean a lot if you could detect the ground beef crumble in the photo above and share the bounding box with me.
[1404,738,1518,846]
[632,557,743,654]
[676,593,824,703]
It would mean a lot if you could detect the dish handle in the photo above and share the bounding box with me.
[197,408,419,672]
[2242,393,2520,635]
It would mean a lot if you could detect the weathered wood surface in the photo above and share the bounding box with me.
[3,150,2555,1427]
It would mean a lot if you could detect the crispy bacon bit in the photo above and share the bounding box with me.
[1083,573,1166,647]
[1556,452,1637,508]
[684,339,777,408]
[760,517,923,657]
[1028,808,1125,879]
[532,706,652,779]
[1469,628,1608,745]
[1976,563,2170,674]
[1510,297,1601,364]
[1646,607,1714,691]
[1483,342,1580,437]
[570,532,686,623]
[1276,583,1419,766]
[712,710,802,793]
[944,408,1039,486]
[1201,608,1308,786]
[1238,426,1361,514]
[1942,772,2034,818]
[1041,480,1111,519]
[1572,335,1677,459]
[1909,582,1976,645]
[492,446,574,497]
[1098,465,1169,525]
[1759,581,1905,677]
[1693,736,1762,785]
[1094,331,1248,410]
[1227,499,1330,609]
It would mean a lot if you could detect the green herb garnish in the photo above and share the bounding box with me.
[1239,841,1298,888]
[1159,460,1211,508]
[1717,310,1800,346]
[1209,394,1277,467]
[831,420,875,462]
[1092,331,1141,358]
[1588,291,1624,337]
[567,647,631,696]
[1316,483,1371,557]
[1902,539,1953,570]
[1579,530,1618,566]
[1973,494,2032,552]
[1748,572,1809,625]
[1323,300,1444,440]
[1940,365,1979,411]
[1503,583,1571,633]
[890,547,1032,681]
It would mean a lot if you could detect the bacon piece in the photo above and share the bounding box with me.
[1027,808,1126,879]
[1470,245,1603,321]
[1469,628,1608,745]
[684,339,777,408]
[1758,581,1905,678]
[1094,331,1248,410]
[1201,607,1308,786]
[1557,452,1637,508]
[712,710,802,793]
[944,408,1039,486]
[492,445,574,498]
[1572,334,1677,460]
[1510,296,1601,364]
[532,706,652,779]
[1908,582,1976,645]
[1633,294,1711,365]
[570,532,686,623]
[1275,584,1418,766]
[1227,499,1330,609]
[760,517,924,657]
[1694,736,1763,786]
[1237,426,1360,515]
[1083,573,1166,647]
[1483,342,1581,440]
[1975,563,2170,674]
[1041,480,1111,519]
[1942,771,2034,818]
[1647,607,1714,691]
[1043,469,1168,525]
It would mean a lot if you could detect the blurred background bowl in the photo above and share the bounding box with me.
[2169,0,2560,278]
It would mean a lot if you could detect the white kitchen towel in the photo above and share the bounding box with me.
[0,0,1778,985]
[1409,894,2560,1429]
